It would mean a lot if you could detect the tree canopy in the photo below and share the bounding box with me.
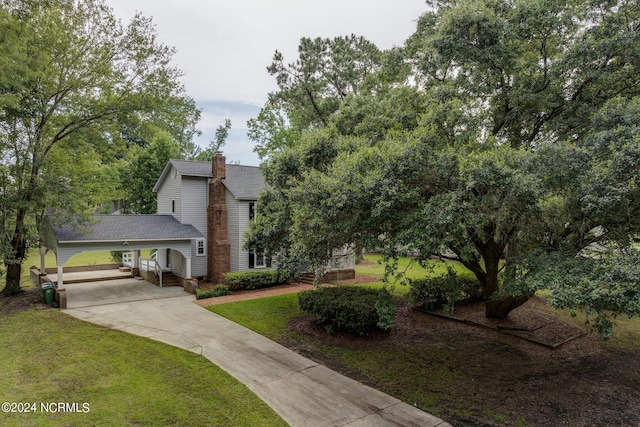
[247,0,640,337]
[0,0,200,294]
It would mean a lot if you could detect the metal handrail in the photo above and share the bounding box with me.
[140,257,163,287]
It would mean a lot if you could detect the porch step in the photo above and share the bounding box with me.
[298,273,315,285]
[158,271,180,287]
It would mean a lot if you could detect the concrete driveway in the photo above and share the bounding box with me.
[63,279,451,427]
[63,278,187,309]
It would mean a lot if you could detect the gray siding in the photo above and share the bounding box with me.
[176,239,207,278]
[180,176,209,277]
[237,199,255,272]
[182,176,209,277]
[158,174,209,278]
[226,190,240,272]
[192,238,208,277]
[157,165,182,221]
[181,176,208,235]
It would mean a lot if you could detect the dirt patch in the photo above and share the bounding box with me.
[286,297,640,426]
[0,287,47,316]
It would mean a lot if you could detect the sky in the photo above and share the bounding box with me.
[108,1,430,165]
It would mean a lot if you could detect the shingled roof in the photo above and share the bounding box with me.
[154,159,265,200]
[168,159,211,177]
[223,164,265,200]
[51,214,203,242]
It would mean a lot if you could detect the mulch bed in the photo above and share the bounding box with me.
[422,297,588,349]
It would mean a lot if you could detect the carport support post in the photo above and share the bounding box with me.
[133,250,140,272]
[40,247,47,274]
[57,265,64,288]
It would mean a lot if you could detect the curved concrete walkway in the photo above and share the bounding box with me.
[63,280,451,427]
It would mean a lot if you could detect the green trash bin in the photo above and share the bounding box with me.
[41,282,55,305]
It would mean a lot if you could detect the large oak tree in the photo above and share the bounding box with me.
[247,0,640,334]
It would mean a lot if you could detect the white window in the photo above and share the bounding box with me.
[249,249,265,269]
[255,250,265,268]
[196,239,206,256]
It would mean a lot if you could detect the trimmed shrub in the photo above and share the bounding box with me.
[298,286,396,336]
[407,272,481,313]
[223,269,289,291]
[375,287,397,331]
[196,284,231,300]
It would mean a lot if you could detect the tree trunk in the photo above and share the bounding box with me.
[475,245,531,319]
[485,294,531,319]
[355,244,364,263]
[1,210,28,296]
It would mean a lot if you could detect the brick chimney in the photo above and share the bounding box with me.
[212,151,226,179]
[207,152,230,283]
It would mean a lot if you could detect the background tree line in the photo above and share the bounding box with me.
[0,0,231,295]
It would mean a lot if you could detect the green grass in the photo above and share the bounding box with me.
[545,304,640,349]
[0,306,286,427]
[208,293,302,342]
[1,249,287,425]
[350,254,472,295]
[603,316,640,348]
[355,253,469,280]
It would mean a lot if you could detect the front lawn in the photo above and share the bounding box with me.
[355,253,469,280]
[0,295,286,427]
[207,255,640,426]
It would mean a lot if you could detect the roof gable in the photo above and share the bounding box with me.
[169,159,211,177]
[153,159,265,200]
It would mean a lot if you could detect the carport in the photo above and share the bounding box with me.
[40,214,204,288]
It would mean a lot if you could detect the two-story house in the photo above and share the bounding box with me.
[40,152,355,290]
[152,152,268,283]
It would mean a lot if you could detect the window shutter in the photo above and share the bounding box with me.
[249,202,255,220]
[248,250,255,269]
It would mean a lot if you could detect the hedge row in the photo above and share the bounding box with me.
[298,286,396,336]
[223,269,289,291]
[196,284,231,300]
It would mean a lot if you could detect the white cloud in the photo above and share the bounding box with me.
[108,0,429,164]
[196,101,261,165]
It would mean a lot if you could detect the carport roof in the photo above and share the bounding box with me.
[51,214,203,243]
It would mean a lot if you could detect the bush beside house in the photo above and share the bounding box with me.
[223,270,290,290]
[196,284,231,300]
